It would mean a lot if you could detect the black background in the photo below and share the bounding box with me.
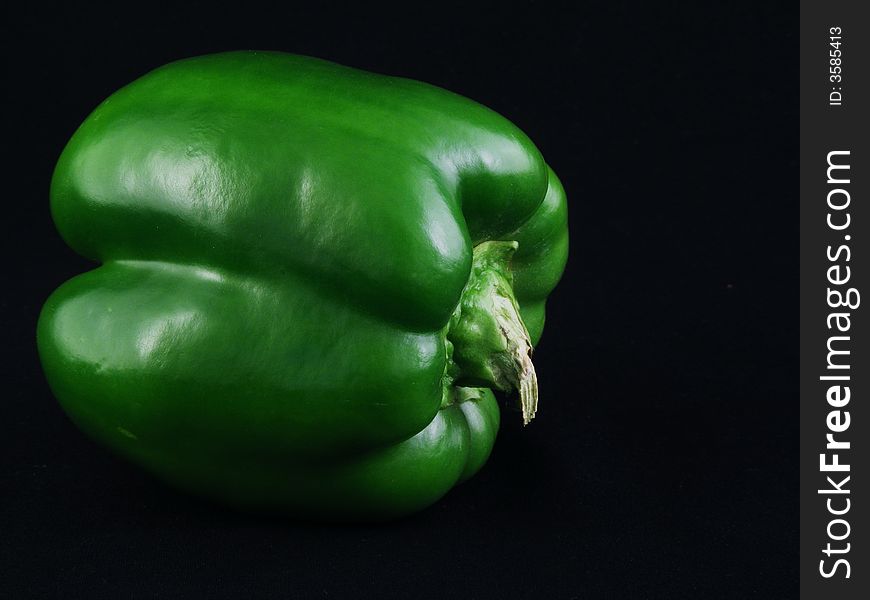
[2,2,797,598]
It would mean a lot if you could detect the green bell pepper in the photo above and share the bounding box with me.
[38,51,568,520]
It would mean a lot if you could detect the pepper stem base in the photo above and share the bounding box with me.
[447,241,539,425]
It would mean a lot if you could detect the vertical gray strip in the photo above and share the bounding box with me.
[800,1,868,597]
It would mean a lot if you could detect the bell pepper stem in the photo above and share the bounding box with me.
[447,241,539,425]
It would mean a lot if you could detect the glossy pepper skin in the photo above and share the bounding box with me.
[38,52,568,520]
